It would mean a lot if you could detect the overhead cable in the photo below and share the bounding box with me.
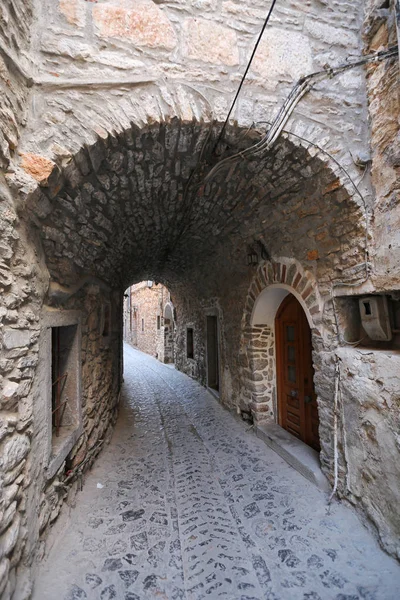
[206,45,399,182]
[212,0,278,154]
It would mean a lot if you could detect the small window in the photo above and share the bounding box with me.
[286,325,295,341]
[363,301,372,316]
[51,325,79,451]
[288,365,296,383]
[187,328,194,359]
[157,315,161,330]
[142,318,144,332]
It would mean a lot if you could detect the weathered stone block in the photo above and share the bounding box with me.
[2,330,31,350]
[1,436,30,473]
[2,381,19,400]
[252,28,313,87]
[183,18,239,65]
[93,1,177,50]
[0,516,20,558]
[19,154,55,185]
[0,503,17,536]
[59,0,86,28]
[0,558,9,596]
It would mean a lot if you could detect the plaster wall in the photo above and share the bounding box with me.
[364,0,400,287]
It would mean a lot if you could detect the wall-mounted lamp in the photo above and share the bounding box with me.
[247,241,270,266]
[247,247,258,266]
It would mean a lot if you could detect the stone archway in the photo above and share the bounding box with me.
[2,115,369,592]
[239,258,323,426]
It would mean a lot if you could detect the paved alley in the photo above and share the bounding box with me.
[33,344,400,600]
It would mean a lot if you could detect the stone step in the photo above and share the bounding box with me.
[255,422,331,492]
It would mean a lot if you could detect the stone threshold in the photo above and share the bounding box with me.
[207,387,220,400]
[255,422,331,492]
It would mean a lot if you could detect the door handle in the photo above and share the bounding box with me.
[290,390,298,397]
[304,396,312,404]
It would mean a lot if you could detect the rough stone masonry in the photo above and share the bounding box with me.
[0,0,400,598]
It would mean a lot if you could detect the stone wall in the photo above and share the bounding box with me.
[0,166,122,598]
[163,318,175,365]
[237,255,400,560]
[364,0,400,287]
[0,183,46,599]
[1,0,400,596]
[27,286,121,574]
[336,347,400,559]
[240,325,275,424]
[20,0,371,194]
[124,282,170,361]
[0,0,32,170]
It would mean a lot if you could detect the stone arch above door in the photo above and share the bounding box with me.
[244,259,322,329]
[239,258,323,424]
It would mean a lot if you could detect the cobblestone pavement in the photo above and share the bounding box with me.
[33,345,400,600]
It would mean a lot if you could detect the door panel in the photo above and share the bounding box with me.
[207,316,219,391]
[276,295,320,451]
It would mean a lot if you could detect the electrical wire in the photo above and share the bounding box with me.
[212,0,278,154]
[206,45,398,183]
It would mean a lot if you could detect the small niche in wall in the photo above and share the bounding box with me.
[187,327,194,359]
[335,293,400,350]
[51,324,80,456]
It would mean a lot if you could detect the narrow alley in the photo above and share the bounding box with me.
[33,344,400,600]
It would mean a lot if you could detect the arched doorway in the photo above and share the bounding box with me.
[275,294,320,451]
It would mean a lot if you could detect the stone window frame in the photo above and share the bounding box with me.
[40,309,83,480]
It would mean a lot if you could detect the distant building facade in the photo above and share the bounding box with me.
[124,282,175,364]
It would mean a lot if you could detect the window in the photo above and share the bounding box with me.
[42,310,82,479]
[187,327,194,359]
[363,301,372,316]
[51,325,79,446]
[157,315,161,330]
[142,318,144,332]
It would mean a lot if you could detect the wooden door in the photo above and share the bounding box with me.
[207,316,219,392]
[275,295,320,451]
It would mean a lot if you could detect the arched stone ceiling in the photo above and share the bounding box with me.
[22,119,367,298]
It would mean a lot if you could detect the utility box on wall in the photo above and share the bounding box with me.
[359,296,392,341]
